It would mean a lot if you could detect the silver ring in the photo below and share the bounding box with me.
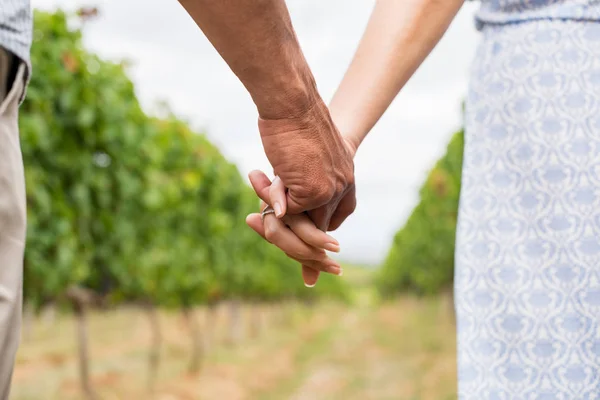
[260,205,275,222]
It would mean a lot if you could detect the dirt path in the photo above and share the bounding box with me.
[257,295,457,400]
[12,295,457,400]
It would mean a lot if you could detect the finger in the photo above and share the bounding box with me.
[328,187,357,231]
[259,199,268,212]
[285,190,331,215]
[285,193,308,215]
[248,213,339,267]
[259,200,339,253]
[284,252,342,275]
[246,214,335,286]
[246,213,266,239]
[250,210,335,263]
[307,205,335,232]
[302,266,320,287]
[283,214,340,253]
[248,170,272,205]
[269,176,287,218]
[291,258,342,277]
[263,212,332,262]
[249,169,305,215]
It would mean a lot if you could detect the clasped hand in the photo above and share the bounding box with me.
[246,100,356,287]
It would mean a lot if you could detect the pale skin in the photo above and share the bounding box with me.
[246,0,465,286]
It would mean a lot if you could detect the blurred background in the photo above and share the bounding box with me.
[14,1,479,399]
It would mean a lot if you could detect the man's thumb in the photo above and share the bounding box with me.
[285,191,308,215]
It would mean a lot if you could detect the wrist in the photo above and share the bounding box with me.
[343,135,360,159]
[328,106,362,158]
[253,63,321,120]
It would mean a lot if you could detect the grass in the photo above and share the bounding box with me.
[11,266,457,400]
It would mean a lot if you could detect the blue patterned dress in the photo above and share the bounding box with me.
[456,1,600,398]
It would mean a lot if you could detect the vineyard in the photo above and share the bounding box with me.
[376,131,463,297]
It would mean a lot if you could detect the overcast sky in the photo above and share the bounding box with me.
[33,0,481,264]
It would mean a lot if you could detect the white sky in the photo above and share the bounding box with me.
[32,0,482,264]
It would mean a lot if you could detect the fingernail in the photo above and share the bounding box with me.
[304,282,316,288]
[324,243,340,253]
[327,236,339,246]
[274,202,283,217]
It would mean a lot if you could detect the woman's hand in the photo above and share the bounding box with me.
[245,170,343,286]
[246,136,356,287]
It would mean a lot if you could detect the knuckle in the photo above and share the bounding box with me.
[264,226,278,243]
[304,184,327,201]
[345,170,355,186]
[313,251,328,262]
[305,174,335,197]
[315,186,336,204]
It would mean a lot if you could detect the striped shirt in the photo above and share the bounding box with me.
[0,0,32,82]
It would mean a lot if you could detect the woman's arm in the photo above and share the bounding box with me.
[329,0,465,152]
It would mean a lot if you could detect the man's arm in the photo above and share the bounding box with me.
[178,0,357,287]
[178,0,319,120]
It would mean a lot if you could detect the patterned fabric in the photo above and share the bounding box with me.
[0,0,31,87]
[476,0,600,29]
[457,18,600,399]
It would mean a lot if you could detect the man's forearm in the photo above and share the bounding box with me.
[178,0,321,119]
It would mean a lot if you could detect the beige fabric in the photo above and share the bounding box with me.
[0,48,26,400]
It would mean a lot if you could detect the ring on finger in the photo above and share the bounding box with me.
[260,204,276,222]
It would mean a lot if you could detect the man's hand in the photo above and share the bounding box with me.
[259,98,356,230]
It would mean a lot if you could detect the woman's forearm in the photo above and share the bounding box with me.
[329,0,464,152]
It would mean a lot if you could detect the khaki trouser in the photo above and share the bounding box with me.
[0,47,26,400]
